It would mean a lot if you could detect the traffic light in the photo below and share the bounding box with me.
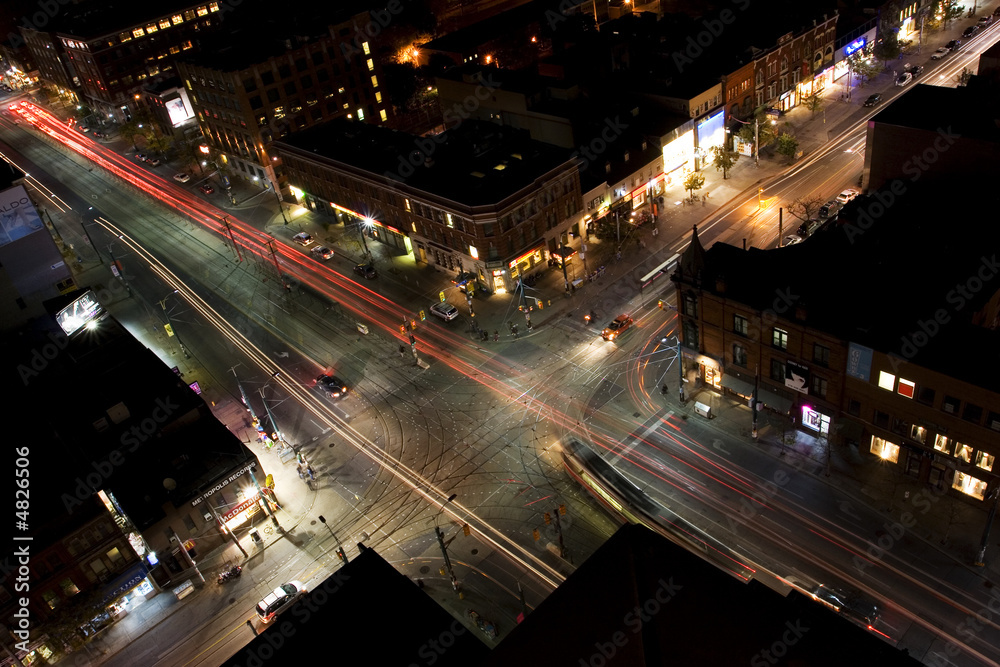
[399,324,406,335]
[519,305,524,312]
[532,529,540,541]
[463,523,470,536]
[410,319,417,330]
[419,310,426,321]
[439,291,446,302]
[543,512,551,525]
[537,300,543,310]
[559,504,566,516]
[658,299,664,309]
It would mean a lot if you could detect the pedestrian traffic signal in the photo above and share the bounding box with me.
[658,299,664,309]
[419,310,426,321]
[410,319,417,330]
[559,504,566,516]
[399,324,406,335]
[463,523,470,536]
[543,512,551,525]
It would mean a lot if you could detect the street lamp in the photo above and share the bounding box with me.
[429,494,462,596]
[358,217,374,260]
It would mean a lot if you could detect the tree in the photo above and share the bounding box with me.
[940,0,964,27]
[802,91,824,117]
[144,124,172,158]
[872,33,901,65]
[710,145,740,179]
[846,47,881,87]
[119,119,144,151]
[42,587,111,654]
[683,171,705,200]
[736,107,777,153]
[785,195,825,222]
[775,132,799,164]
[956,67,972,87]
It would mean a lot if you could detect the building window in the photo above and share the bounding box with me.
[870,436,900,462]
[897,378,915,399]
[917,386,936,406]
[734,314,748,336]
[812,343,829,367]
[909,425,927,444]
[733,343,747,367]
[683,293,697,317]
[873,410,890,429]
[878,371,895,391]
[963,403,983,424]
[682,319,698,349]
[770,358,785,382]
[847,398,861,416]
[933,434,951,454]
[942,395,960,414]
[772,328,788,350]
[955,442,973,463]
[952,471,987,500]
[976,451,995,471]
[371,75,378,88]
[42,591,60,610]
[811,375,827,399]
[59,578,80,596]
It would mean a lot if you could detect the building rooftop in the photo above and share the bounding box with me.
[48,0,204,40]
[419,0,549,55]
[870,83,1000,144]
[276,118,576,207]
[673,173,1000,391]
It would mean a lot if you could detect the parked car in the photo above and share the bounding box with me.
[797,219,822,238]
[818,201,842,219]
[292,232,313,246]
[310,246,334,260]
[255,581,306,624]
[836,188,859,204]
[78,125,90,133]
[904,64,923,77]
[863,94,882,107]
[430,302,459,321]
[145,157,161,167]
[931,47,951,59]
[895,72,913,87]
[173,173,191,183]
[315,374,348,398]
[199,183,215,194]
[782,235,803,247]
[978,15,992,25]
[946,39,962,49]
[601,315,634,341]
[963,25,979,38]
[134,153,146,161]
[353,263,377,279]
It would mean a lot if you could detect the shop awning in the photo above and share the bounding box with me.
[101,562,149,605]
[720,374,754,397]
[758,389,793,414]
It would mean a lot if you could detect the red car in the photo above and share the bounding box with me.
[602,315,634,341]
[199,184,215,194]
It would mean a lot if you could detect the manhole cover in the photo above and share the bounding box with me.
[633,412,641,418]
[471,549,478,556]
[419,565,430,574]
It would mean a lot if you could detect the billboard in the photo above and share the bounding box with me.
[0,185,44,247]
[784,360,810,394]
[55,290,104,335]
[846,342,874,382]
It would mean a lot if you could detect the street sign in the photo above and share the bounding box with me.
[265,474,274,488]
[164,323,175,337]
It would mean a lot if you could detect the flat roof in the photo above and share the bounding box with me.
[420,0,549,54]
[276,118,576,207]
[870,83,1000,143]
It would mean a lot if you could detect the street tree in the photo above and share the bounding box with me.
[784,195,825,222]
[683,171,706,201]
[710,144,740,179]
[846,47,881,88]
[119,119,144,151]
[43,587,110,654]
[956,67,972,87]
[802,91,824,116]
[736,106,778,154]
[775,132,799,164]
[144,124,172,158]
[873,33,901,65]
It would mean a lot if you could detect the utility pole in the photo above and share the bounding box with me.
[778,208,783,246]
[751,364,760,440]
[270,182,289,225]
[79,219,104,265]
[754,115,760,167]
[221,216,243,262]
[158,292,190,358]
[231,367,261,442]
[677,337,685,403]
[106,243,131,295]
[435,525,462,596]
[318,515,348,564]
[974,487,1000,567]
[209,504,248,558]
[171,529,205,584]
[552,505,567,559]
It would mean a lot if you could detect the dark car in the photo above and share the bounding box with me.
[947,39,962,49]
[963,25,979,38]
[810,585,880,629]
[978,15,992,25]
[994,6,1000,17]
[353,263,377,279]
[797,219,822,238]
[863,94,882,107]
[905,64,923,77]
[199,183,215,194]
[315,374,348,398]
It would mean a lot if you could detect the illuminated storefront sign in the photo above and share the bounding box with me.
[662,130,693,175]
[191,461,257,507]
[844,37,866,56]
[696,110,725,160]
[56,290,104,336]
[222,491,261,522]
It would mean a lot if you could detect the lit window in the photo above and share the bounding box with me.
[955,442,973,463]
[952,471,987,500]
[338,87,345,94]
[209,2,220,10]
[404,199,411,212]
[145,23,158,33]
[897,378,915,398]
[357,108,365,120]
[133,28,145,38]
[159,19,171,29]
[470,245,479,259]
[878,371,895,391]
[362,41,371,55]
[119,32,132,42]
[172,14,183,24]
[182,40,193,50]
[197,7,209,16]
[59,578,80,596]
[371,76,378,88]
[976,451,995,471]
[379,108,387,121]
[909,425,927,444]
[870,436,899,463]
[933,434,951,454]
[367,58,374,71]
[772,328,788,350]
[375,91,382,103]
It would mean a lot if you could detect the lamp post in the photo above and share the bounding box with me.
[158,290,190,358]
[974,486,1000,567]
[429,494,462,596]
[358,217,374,261]
[266,180,289,225]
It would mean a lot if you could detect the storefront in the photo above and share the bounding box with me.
[661,129,694,192]
[800,405,831,435]
[682,349,722,390]
[507,245,545,283]
[695,110,726,171]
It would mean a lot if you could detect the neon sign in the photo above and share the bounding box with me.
[844,37,866,56]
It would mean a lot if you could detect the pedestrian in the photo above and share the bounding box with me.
[306,466,315,481]
[297,465,305,479]
[296,452,305,465]
[494,330,499,342]
[398,345,405,358]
